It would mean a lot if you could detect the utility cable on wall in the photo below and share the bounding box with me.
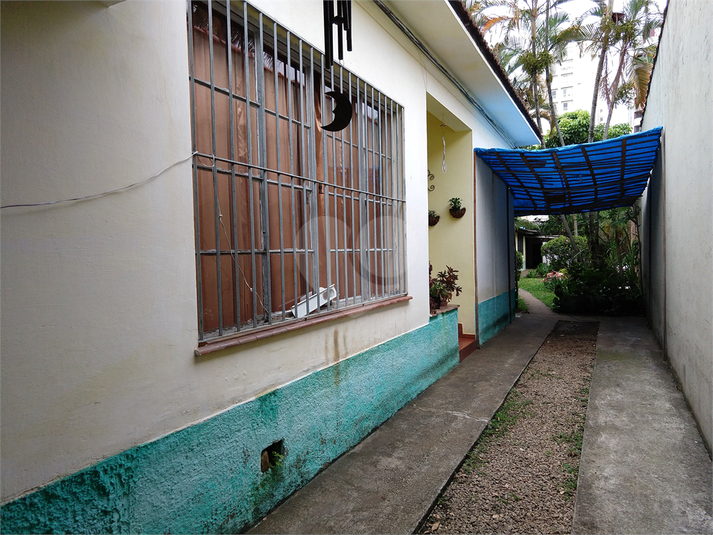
[441,124,447,173]
[1,152,197,210]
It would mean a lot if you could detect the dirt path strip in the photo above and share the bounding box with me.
[420,321,599,535]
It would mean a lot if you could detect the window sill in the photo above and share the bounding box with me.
[195,295,412,356]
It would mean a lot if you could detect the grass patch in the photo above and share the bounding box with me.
[462,389,532,473]
[561,463,579,499]
[516,296,529,312]
[553,425,584,457]
[518,278,556,309]
[555,375,593,500]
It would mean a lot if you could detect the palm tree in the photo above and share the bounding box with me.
[469,0,579,145]
[580,0,617,144]
[600,0,661,139]
[630,42,657,108]
[577,0,617,262]
[540,9,583,146]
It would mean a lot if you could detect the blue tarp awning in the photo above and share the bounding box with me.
[475,127,663,216]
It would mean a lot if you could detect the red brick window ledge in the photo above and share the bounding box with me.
[195,295,412,356]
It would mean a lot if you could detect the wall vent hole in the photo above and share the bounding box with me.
[260,440,285,473]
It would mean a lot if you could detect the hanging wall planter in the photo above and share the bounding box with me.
[428,210,440,226]
[448,197,466,219]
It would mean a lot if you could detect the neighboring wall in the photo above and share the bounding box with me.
[640,0,712,450]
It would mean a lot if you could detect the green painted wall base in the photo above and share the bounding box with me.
[477,288,515,344]
[1,310,459,534]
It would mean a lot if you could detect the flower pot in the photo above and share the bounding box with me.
[449,207,466,218]
[428,214,440,226]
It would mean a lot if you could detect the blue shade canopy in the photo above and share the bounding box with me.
[475,127,663,216]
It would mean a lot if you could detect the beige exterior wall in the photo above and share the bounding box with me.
[0,0,535,503]
[427,113,476,334]
[640,0,713,450]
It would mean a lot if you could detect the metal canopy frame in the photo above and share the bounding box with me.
[475,127,663,216]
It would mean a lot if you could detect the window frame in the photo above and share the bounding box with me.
[188,0,408,346]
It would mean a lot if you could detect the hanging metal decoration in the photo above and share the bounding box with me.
[322,0,353,132]
[322,90,353,132]
[323,0,352,68]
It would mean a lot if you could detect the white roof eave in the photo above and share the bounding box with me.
[382,0,540,147]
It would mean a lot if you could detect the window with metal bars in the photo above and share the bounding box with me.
[188,1,407,341]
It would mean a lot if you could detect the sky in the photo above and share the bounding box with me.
[559,0,667,20]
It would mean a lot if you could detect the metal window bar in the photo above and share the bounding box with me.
[287,30,299,325]
[299,39,311,322]
[307,46,319,315]
[369,85,376,299]
[327,67,339,311]
[207,0,224,337]
[243,2,259,330]
[189,0,406,340]
[377,92,386,297]
[348,71,358,306]
[339,67,350,306]
[398,105,406,294]
[388,98,395,295]
[273,21,286,321]
[225,0,241,332]
[256,13,272,324]
[188,2,205,341]
[320,58,331,312]
[356,79,366,300]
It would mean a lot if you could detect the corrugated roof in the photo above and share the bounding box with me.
[475,127,663,216]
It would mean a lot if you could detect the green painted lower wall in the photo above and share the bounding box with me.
[477,289,515,344]
[1,310,459,534]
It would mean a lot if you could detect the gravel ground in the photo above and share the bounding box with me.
[420,320,599,535]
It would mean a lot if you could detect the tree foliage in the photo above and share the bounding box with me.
[541,235,589,270]
[515,217,540,230]
[544,110,631,148]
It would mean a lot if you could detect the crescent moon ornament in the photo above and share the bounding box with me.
[322,90,353,132]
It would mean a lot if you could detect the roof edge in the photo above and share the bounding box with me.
[448,0,542,142]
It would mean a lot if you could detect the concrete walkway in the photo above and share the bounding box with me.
[249,303,712,534]
[519,287,557,316]
[573,317,712,534]
[250,310,558,534]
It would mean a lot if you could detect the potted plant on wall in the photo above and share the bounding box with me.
[448,197,466,218]
[429,263,463,312]
[428,209,440,226]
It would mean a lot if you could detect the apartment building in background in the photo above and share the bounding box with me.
[549,42,632,131]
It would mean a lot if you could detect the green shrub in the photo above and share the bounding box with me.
[541,235,589,271]
[550,262,643,315]
[527,262,549,278]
